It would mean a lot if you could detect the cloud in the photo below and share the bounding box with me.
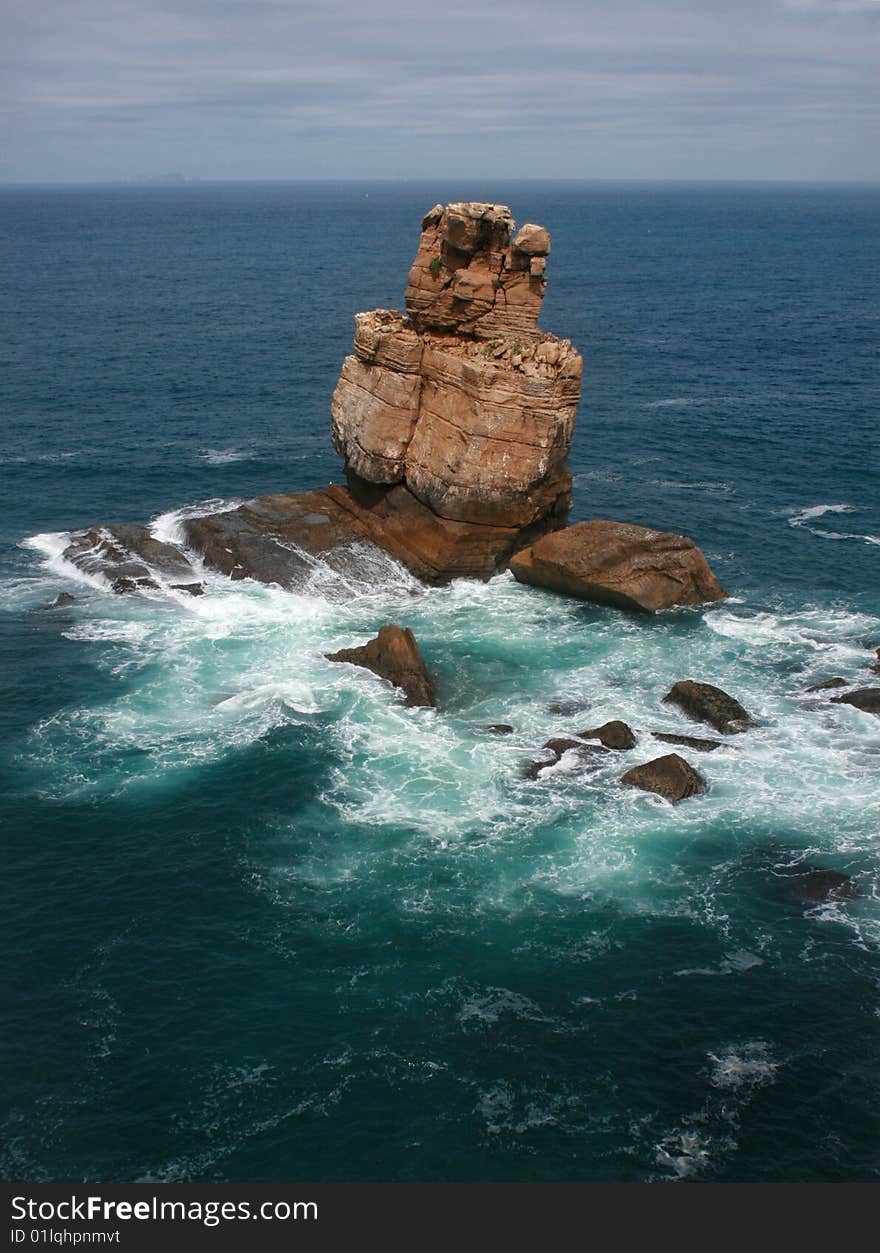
[1,0,878,180]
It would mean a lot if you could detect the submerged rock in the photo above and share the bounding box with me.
[650,731,723,753]
[830,688,880,714]
[547,699,590,717]
[805,677,848,692]
[326,624,434,708]
[663,680,755,734]
[620,753,706,804]
[44,591,76,609]
[577,720,636,750]
[778,867,857,903]
[509,519,726,612]
[480,723,514,735]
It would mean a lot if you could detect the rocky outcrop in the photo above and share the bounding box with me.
[329,202,582,581]
[61,202,580,595]
[326,624,434,707]
[621,753,706,804]
[181,490,369,590]
[663,680,755,734]
[62,524,204,596]
[831,689,880,714]
[509,520,726,612]
[577,720,636,749]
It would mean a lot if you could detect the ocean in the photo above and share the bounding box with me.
[1,181,878,1182]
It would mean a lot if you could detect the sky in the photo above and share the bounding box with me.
[2,0,879,183]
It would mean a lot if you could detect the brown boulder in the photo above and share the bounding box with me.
[577,720,636,749]
[805,677,848,693]
[830,688,880,714]
[326,624,434,708]
[620,753,706,804]
[509,520,726,612]
[663,680,755,734]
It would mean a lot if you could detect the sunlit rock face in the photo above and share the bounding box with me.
[329,201,583,581]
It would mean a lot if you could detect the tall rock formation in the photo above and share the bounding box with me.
[328,201,582,581]
[61,203,583,592]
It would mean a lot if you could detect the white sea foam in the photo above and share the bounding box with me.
[788,503,878,544]
[708,1041,778,1090]
[150,498,242,547]
[13,535,880,947]
[20,531,111,591]
[199,448,251,465]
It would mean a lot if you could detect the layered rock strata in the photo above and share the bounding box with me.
[510,520,726,612]
[329,202,582,581]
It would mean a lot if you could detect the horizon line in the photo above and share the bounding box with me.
[2,175,880,190]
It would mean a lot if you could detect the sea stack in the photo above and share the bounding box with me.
[60,204,583,592]
[327,202,583,582]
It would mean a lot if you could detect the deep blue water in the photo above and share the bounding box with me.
[1,182,879,1182]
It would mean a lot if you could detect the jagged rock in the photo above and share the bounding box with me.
[62,523,199,594]
[651,731,723,752]
[663,680,755,734]
[481,723,514,735]
[577,720,636,749]
[326,624,434,708]
[170,583,205,596]
[831,688,880,714]
[44,592,76,609]
[509,520,726,612]
[404,202,548,340]
[621,753,706,804]
[112,575,158,594]
[328,201,582,581]
[805,677,848,692]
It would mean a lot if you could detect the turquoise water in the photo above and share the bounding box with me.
[1,182,879,1181]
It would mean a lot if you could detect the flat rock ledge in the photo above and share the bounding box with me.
[509,520,726,612]
[621,753,706,804]
[326,624,434,708]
